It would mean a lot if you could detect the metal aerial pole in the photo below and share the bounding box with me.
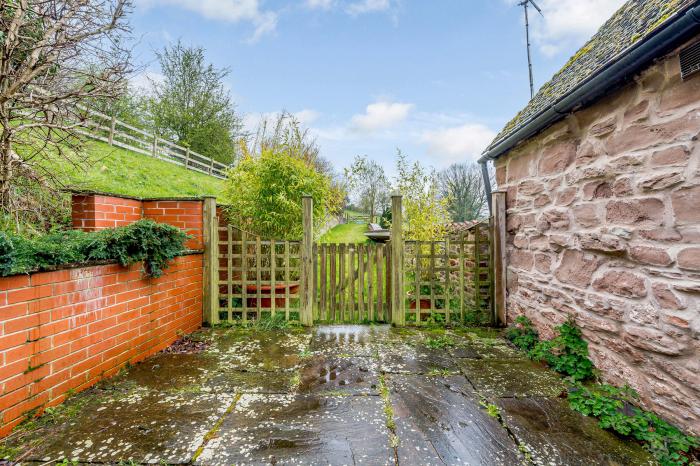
[519,0,543,99]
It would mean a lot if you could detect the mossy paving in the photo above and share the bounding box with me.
[1,325,654,465]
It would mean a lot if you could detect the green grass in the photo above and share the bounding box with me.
[45,140,224,198]
[320,223,369,244]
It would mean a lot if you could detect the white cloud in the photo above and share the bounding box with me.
[421,123,496,165]
[346,0,391,15]
[305,0,334,10]
[508,0,625,56]
[351,101,413,132]
[138,0,278,42]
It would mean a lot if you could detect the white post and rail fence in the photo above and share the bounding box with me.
[75,106,229,179]
[201,193,507,328]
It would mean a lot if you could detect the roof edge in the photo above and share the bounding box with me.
[479,2,700,164]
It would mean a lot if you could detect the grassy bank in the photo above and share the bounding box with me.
[46,140,224,198]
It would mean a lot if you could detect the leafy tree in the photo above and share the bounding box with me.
[438,162,491,222]
[394,150,450,241]
[223,149,341,240]
[344,155,390,223]
[149,41,241,164]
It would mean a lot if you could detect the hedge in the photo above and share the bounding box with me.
[0,220,189,278]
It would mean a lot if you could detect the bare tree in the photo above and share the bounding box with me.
[0,0,132,227]
[438,162,491,222]
[344,155,390,223]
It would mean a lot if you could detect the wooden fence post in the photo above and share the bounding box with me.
[492,190,507,327]
[301,195,314,326]
[108,115,116,146]
[203,197,220,326]
[390,194,405,326]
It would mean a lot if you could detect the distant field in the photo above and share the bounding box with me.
[44,140,224,198]
[320,223,369,244]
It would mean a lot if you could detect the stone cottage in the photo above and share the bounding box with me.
[479,0,700,434]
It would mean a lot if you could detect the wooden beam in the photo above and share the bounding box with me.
[390,194,405,326]
[202,197,220,326]
[301,196,314,326]
[492,190,507,327]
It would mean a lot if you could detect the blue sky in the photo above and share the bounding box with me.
[131,0,625,176]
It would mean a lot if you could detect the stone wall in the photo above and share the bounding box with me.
[494,37,700,434]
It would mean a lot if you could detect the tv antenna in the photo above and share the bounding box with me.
[519,0,544,99]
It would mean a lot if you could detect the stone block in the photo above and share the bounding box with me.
[677,247,700,271]
[578,233,626,254]
[629,244,673,266]
[623,325,689,356]
[650,145,690,167]
[538,141,577,175]
[672,185,700,224]
[555,250,601,287]
[583,180,613,200]
[593,270,647,298]
[605,198,664,226]
[639,171,684,191]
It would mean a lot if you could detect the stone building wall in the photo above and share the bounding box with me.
[494,37,700,434]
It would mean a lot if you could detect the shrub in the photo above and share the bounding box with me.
[0,220,188,278]
[224,149,341,240]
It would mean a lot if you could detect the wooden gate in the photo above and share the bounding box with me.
[313,243,391,323]
[204,196,502,327]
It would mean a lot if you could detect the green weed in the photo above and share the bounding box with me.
[424,335,455,349]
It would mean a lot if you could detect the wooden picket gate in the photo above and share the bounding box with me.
[313,243,391,323]
[203,195,505,327]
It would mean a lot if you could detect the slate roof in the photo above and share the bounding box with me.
[485,0,698,154]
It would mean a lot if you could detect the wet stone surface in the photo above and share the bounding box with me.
[390,374,522,465]
[197,394,393,466]
[497,397,654,465]
[2,324,655,465]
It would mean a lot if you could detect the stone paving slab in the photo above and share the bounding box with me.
[308,325,383,357]
[1,324,661,465]
[379,344,458,374]
[20,389,233,464]
[458,358,568,398]
[298,354,379,395]
[389,374,523,465]
[496,397,654,465]
[196,394,394,466]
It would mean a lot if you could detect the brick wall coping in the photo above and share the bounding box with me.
[0,250,203,280]
[68,189,217,202]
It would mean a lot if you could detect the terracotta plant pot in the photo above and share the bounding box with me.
[409,298,432,310]
[246,283,299,308]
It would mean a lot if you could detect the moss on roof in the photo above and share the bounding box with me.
[487,0,696,152]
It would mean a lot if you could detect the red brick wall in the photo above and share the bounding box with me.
[0,254,203,437]
[71,194,142,231]
[71,194,206,250]
[143,200,205,250]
